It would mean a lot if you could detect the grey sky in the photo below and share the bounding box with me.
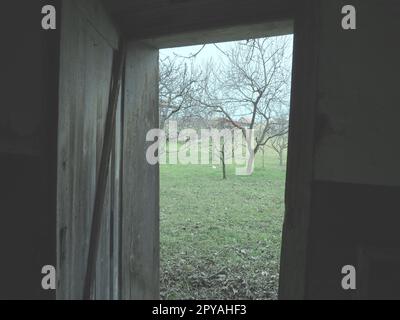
[160,35,294,121]
[160,35,294,68]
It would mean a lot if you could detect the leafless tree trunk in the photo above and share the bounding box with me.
[221,143,227,180]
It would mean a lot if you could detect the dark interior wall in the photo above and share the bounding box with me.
[307,0,400,299]
[0,1,59,299]
[314,0,400,186]
[308,182,400,299]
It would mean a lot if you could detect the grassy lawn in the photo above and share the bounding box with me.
[160,148,287,300]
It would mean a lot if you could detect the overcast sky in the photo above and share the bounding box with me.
[160,42,233,66]
[160,35,294,68]
[160,36,294,120]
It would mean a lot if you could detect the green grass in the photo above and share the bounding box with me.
[160,148,287,300]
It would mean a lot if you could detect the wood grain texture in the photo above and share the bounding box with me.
[84,43,125,300]
[121,42,160,300]
[57,0,120,299]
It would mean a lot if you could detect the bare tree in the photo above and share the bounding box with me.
[218,140,228,180]
[270,115,289,166]
[212,119,236,180]
[194,36,292,172]
[271,134,288,166]
[159,56,200,129]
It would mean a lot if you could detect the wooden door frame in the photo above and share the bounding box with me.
[121,0,320,300]
[55,0,319,300]
[278,0,320,300]
[120,41,160,300]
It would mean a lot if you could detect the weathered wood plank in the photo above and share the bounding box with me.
[87,43,126,300]
[57,0,119,299]
[121,42,160,300]
[110,89,123,299]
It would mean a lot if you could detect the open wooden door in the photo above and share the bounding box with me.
[121,42,160,299]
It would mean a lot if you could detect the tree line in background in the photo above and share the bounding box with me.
[159,36,292,178]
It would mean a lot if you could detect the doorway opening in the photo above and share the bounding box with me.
[157,34,294,300]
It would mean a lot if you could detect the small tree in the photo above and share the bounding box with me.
[219,142,228,180]
[271,134,288,166]
[269,115,289,166]
[210,118,236,180]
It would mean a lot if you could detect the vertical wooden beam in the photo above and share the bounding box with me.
[278,0,320,300]
[110,88,123,300]
[121,42,160,299]
[57,0,119,299]
[83,42,126,300]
